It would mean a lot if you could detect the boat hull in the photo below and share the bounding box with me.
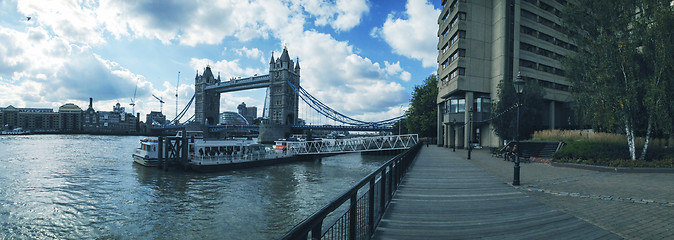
[133,154,160,167]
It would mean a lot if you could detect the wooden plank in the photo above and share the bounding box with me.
[371,146,619,240]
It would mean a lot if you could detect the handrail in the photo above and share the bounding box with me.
[280,142,422,240]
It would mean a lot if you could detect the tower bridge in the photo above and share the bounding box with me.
[187,47,403,143]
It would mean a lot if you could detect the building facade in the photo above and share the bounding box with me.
[437,0,575,148]
[0,106,59,132]
[237,102,258,124]
[2,99,137,134]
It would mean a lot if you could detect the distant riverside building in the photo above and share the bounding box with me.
[145,111,166,126]
[437,0,575,148]
[1,98,138,134]
[58,103,82,133]
[0,106,59,132]
[237,102,257,124]
[220,111,249,125]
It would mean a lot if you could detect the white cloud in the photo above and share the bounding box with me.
[5,0,411,122]
[0,26,151,111]
[189,58,264,80]
[377,0,439,68]
[17,0,105,45]
[400,71,411,81]
[297,0,369,31]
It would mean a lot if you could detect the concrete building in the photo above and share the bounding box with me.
[237,102,257,124]
[437,0,575,148]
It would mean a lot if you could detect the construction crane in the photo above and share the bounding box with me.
[152,94,165,113]
[129,78,138,115]
[175,71,180,124]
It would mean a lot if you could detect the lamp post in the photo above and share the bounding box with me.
[452,119,456,152]
[467,107,473,159]
[513,72,525,186]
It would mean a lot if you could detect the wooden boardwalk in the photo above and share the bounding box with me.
[372,146,619,240]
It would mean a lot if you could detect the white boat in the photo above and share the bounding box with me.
[1,128,31,135]
[189,138,268,166]
[133,133,272,168]
[132,138,160,167]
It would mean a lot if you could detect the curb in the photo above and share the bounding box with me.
[550,161,674,173]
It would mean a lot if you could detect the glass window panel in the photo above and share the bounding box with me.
[458,99,465,113]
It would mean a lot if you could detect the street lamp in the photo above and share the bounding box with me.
[468,107,473,159]
[452,119,456,152]
[513,72,525,186]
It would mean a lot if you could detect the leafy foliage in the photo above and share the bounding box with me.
[405,75,438,137]
[560,0,674,159]
[491,78,546,141]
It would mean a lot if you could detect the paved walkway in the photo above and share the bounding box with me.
[468,147,674,239]
[372,146,619,239]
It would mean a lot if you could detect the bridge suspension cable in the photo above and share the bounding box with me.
[286,80,404,127]
[169,94,195,124]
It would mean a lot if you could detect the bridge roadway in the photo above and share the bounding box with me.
[205,74,270,93]
[372,146,619,239]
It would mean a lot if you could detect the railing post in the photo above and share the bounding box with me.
[380,169,386,215]
[349,194,357,240]
[158,136,164,170]
[368,178,375,238]
[311,220,322,240]
[387,166,393,200]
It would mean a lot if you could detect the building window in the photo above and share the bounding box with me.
[450,0,459,12]
[523,0,537,4]
[450,67,465,79]
[520,59,537,69]
[555,39,569,49]
[441,42,449,53]
[442,27,449,38]
[539,1,555,13]
[450,99,458,113]
[521,9,537,21]
[539,32,555,44]
[520,42,536,53]
[475,98,491,113]
[539,63,555,73]
[539,16,556,29]
[442,59,449,69]
[457,99,465,113]
[554,68,565,76]
[441,76,449,85]
[449,49,465,63]
[521,25,537,37]
[441,10,450,22]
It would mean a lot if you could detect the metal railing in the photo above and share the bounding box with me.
[283,134,419,155]
[280,142,422,240]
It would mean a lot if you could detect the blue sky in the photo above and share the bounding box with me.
[0,0,441,123]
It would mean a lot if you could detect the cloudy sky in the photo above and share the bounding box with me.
[0,0,441,124]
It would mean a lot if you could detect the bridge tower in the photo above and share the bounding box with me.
[259,47,300,143]
[194,65,221,126]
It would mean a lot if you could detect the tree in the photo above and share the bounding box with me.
[406,75,438,137]
[561,0,674,160]
[491,77,546,141]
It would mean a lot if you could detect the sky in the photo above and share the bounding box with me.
[0,0,442,124]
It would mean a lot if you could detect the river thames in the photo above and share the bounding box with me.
[0,134,393,239]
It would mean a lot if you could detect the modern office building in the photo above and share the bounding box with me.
[437,0,575,148]
[237,102,258,124]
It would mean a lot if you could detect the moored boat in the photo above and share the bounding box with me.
[132,138,160,167]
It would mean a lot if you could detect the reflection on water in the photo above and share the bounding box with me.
[0,135,391,239]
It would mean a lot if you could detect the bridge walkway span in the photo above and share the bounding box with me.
[372,146,619,239]
[281,134,418,155]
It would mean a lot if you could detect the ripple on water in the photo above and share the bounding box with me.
[0,135,393,239]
